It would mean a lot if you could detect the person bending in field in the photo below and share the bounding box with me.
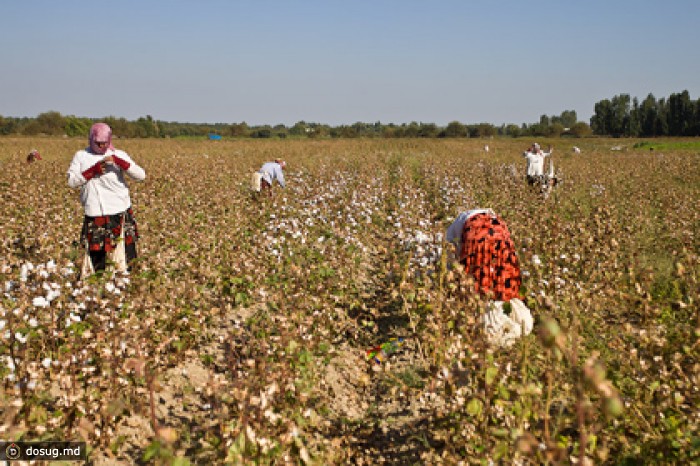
[252,159,286,197]
[446,208,533,346]
[522,143,552,186]
[27,149,42,163]
[67,123,146,272]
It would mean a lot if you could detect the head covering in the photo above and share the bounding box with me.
[533,143,541,151]
[89,123,114,155]
[275,159,286,169]
[27,149,41,163]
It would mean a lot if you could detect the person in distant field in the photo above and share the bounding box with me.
[67,123,146,272]
[446,208,522,302]
[27,149,42,163]
[522,143,553,186]
[252,159,286,197]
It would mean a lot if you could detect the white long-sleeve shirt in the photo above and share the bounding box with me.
[258,162,285,188]
[67,148,146,217]
[522,149,551,177]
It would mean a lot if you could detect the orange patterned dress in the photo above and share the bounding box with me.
[459,213,522,301]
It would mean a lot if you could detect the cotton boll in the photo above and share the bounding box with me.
[46,289,61,302]
[20,264,30,282]
[32,297,50,308]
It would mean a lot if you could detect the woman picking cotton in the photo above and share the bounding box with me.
[446,208,533,346]
[67,123,146,273]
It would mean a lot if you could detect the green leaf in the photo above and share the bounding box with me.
[467,398,483,417]
[485,367,498,385]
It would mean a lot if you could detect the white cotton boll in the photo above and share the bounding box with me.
[20,264,30,282]
[61,267,74,277]
[415,231,430,244]
[28,318,38,328]
[5,280,16,292]
[46,260,57,272]
[70,313,81,323]
[0,320,5,330]
[42,358,52,369]
[32,297,50,308]
[532,255,542,266]
[105,282,115,293]
[39,270,49,279]
[46,289,61,302]
[15,332,27,343]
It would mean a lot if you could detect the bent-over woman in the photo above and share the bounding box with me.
[446,208,522,301]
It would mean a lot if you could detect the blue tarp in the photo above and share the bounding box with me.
[208,134,222,140]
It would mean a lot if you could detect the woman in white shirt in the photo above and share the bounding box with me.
[67,123,146,271]
[523,143,552,185]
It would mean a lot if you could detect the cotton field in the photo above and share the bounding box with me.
[1,137,698,464]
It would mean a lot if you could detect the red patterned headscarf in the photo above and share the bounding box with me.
[89,123,114,155]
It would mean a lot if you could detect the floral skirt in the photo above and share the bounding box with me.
[459,213,522,301]
[81,208,139,252]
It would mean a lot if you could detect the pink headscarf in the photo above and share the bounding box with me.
[89,123,114,155]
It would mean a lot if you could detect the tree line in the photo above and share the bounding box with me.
[591,90,700,137]
[2,89,697,139]
[0,110,593,140]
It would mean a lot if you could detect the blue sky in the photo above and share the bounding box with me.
[1,0,699,126]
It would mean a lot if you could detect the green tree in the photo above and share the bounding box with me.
[629,97,641,137]
[591,99,612,135]
[569,122,592,137]
[34,111,66,135]
[668,90,693,136]
[475,123,496,138]
[134,115,159,138]
[444,121,467,138]
[546,122,565,137]
[229,122,249,137]
[64,116,92,137]
[558,110,578,128]
[504,124,522,137]
[610,94,631,136]
[638,94,659,137]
